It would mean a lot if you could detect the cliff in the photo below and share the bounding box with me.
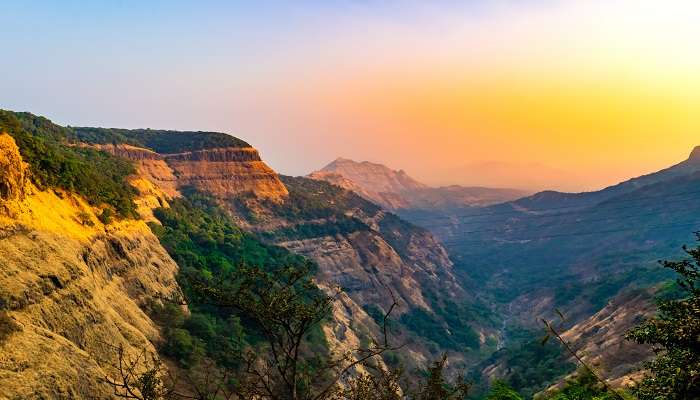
[164,147,288,202]
[0,134,182,398]
[92,143,288,205]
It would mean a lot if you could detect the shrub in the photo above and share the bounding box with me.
[0,311,20,344]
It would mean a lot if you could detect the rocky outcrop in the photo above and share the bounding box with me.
[164,147,288,202]
[95,143,288,204]
[0,134,29,209]
[0,145,182,398]
[688,146,700,163]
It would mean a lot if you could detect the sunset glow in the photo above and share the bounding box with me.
[2,0,699,191]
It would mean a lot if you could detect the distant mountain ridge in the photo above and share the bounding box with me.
[509,145,700,212]
[309,157,529,211]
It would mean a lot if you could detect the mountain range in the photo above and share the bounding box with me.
[309,157,529,211]
[306,144,700,395]
[1,109,698,398]
[0,111,492,397]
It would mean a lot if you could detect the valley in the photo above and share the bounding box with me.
[0,109,697,399]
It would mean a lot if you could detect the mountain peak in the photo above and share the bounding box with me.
[688,146,700,163]
[315,157,428,194]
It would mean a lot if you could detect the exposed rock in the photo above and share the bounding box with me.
[95,143,289,203]
[0,145,182,398]
[164,147,288,202]
[0,134,29,209]
[91,143,180,199]
[688,146,700,163]
[0,189,181,398]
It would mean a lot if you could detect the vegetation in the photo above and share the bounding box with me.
[0,311,20,345]
[626,236,700,400]
[471,335,575,399]
[149,194,324,370]
[0,110,138,218]
[72,126,251,153]
[274,175,381,221]
[115,192,474,399]
[400,308,479,352]
[540,369,621,400]
[484,381,523,400]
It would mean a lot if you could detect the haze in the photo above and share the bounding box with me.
[2,0,698,192]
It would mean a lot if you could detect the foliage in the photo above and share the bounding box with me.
[262,217,370,241]
[626,236,700,400]
[471,332,575,399]
[272,175,380,222]
[484,380,523,400]
[332,368,403,400]
[400,308,479,351]
[149,195,325,370]
[0,110,138,218]
[540,369,622,400]
[72,126,251,153]
[0,311,20,345]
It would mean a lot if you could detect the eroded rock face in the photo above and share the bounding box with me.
[95,143,289,203]
[0,133,28,204]
[0,207,181,398]
[0,143,182,398]
[164,147,288,202]
[309,158,528,210]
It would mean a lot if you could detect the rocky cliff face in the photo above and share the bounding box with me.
[280,219,460,316]
[0,133,28,212]
[164,147,288,202]
[0,135,182,398]
[95,143,288,204]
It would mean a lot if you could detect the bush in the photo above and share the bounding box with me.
[0,312,20,344]
[98,208,114,225]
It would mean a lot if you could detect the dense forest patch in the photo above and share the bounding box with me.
[0,110,138,218]
[72,126,251,153]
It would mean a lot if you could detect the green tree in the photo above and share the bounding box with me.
[485,380,523,400]
[626,236,700,400]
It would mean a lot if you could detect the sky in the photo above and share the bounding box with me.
[1,0,699,192]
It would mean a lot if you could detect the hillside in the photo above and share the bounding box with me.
[23,114,493,374]
[395,145,700,395]
[309,158,528,211]
[0,116,182,397]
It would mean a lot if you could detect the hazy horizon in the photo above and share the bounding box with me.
[2,0,698,192]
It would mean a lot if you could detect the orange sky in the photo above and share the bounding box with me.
[3,0,699,192]
[275,0,700,191]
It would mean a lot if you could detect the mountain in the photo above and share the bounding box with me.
[95,140,489,368]
[0,111,495,398]
[309,157,529,211]
[396,145,700,393]
[0,119,182,397]
[377,145,700,395]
